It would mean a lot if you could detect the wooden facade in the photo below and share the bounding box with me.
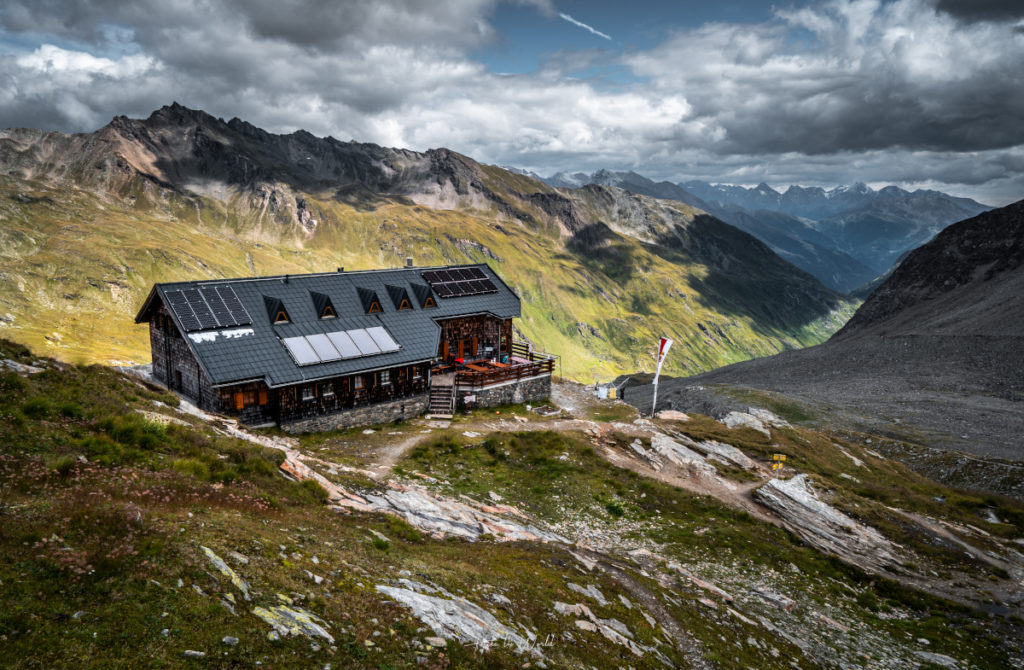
[437,315,513,362]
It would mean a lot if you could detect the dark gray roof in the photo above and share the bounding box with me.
[136,264,520,388]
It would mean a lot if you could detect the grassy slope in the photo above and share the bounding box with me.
[0,174,855,380]
[2,339,1021,669]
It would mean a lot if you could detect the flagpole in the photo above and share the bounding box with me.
[651,376,659,418]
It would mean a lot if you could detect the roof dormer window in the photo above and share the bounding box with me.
[410,283,437,309]
[357,287,383,314]
[386,284,414,311]
[310,291,337,319]
[263,295,290,325]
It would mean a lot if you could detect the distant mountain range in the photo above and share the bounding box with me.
[0,104,855,378]
[539,170,990,294]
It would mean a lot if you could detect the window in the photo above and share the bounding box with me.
[367,301,382,314]
[243,390,256,406]
[321,304,336,319]
[398,298,411,310]
[380,370,391,385]
[353,376,364,390]
[321,382,334,397]
[274,309,289,324]
[413,366,422,379]
[302,386,315,401]
[423,296,436,308]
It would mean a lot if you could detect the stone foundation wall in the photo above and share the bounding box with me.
[280,393,429,434]
[455,374,551,410]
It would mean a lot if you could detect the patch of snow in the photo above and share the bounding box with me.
[187,331,218,344]
[221,328,254,339]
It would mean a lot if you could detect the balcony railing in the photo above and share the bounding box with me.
[454,340,556,389]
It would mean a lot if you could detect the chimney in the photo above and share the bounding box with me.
[406,257,414,268]
[283,274,289,284]
[337,267,344,273]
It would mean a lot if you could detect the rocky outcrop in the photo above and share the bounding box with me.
[754,475,902,572]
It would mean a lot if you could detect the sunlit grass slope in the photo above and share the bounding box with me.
[0,174,855,380]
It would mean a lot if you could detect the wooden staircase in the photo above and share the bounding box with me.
[428,375,455,418]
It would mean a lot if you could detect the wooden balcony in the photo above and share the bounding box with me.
[452,341,556,390]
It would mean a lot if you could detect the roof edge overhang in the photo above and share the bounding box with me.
[211,357,435,389]
[134,285,162,323]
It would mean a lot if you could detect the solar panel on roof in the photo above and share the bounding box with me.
[326,330,361,358]
[200,287,235,328]
[306,333,341,361]
[347,328,381,355]
[166,290,188,305]
[191,302,218,330]
[366,326,400,352]
[176,311,202,331]
[418,266,500,300]
[216,286,252,325]
[282,336,320,366]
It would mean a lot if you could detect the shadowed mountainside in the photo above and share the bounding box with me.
[630,200,1024,481]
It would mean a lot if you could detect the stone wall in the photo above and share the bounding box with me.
[281,393,429,434]
[455,374,550,410]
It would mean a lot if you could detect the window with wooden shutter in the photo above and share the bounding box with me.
[234,392,244,410]
[258,388,268,405]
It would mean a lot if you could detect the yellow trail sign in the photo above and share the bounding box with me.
[772,453,787,462]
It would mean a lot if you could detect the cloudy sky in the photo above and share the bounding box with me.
[1,0,1023,204]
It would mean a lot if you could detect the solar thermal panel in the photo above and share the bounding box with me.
[306,333,342,361]
[366,326,400,352]
[347,328,381,355]
[326,330,361,358]
[282,336,321,365]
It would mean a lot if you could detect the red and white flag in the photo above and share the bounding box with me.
[653,337,673,385]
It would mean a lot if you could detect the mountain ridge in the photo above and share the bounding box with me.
[0,104,854,379]
[541,169,989,293]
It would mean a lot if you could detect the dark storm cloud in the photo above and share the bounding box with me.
[0,0,1022,204]
[626,1,1024,157]
[934,0,1024,22]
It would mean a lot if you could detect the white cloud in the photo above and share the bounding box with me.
[0,0,1021,204]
